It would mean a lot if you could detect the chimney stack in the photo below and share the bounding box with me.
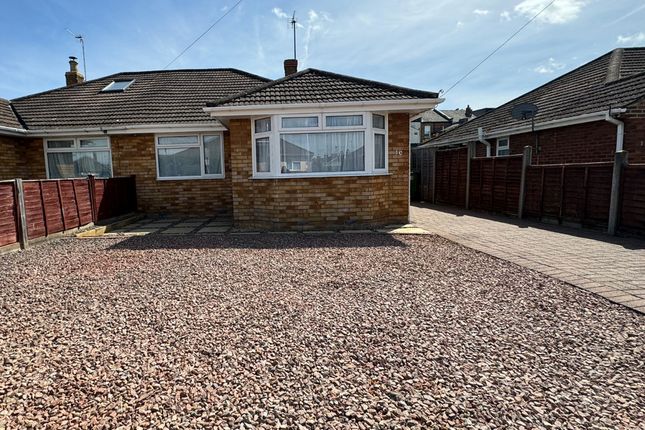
[284,59,298,77]
[65,56,85,86]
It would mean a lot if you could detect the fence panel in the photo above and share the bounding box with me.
[435,148,468,207]
[620,164,645,234]
[413,148,435,202]
[470,155,522,215]
[0,182,18,247]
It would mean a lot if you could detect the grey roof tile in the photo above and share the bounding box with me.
[0,98,23,129]
[427,48,645,146]
[208,68,438,107]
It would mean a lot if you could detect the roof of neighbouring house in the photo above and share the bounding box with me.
[9,68,271,130]
[0,98,23,130]
[423,47,645,147]
[207,68,439,107]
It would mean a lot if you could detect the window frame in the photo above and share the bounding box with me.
[155,132,225,180]
[496,136,510,157]
[43,136,113,179]
[251,111,388,179]
[101,79,135,92]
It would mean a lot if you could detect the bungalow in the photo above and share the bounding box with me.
[419,48,645,164]
[0,57,441,230]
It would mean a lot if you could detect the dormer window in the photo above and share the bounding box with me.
[101,79,134,92]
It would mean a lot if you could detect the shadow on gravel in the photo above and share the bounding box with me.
[413,203,645,250]
[107,232,410,251]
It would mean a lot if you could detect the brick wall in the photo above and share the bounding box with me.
[110,133,233,215]
[0,136,44,179]
[473,110,645,164]
[228,113,409,230]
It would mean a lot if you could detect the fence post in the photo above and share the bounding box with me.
[465,142,475,209]
[14,179,29,249]
[87,174,97,223]
[518,146,532,219]
[431,148,437,204]
[608,150,628,235]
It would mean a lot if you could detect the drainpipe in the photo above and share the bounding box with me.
[604,111,624,152]
[477,127,491,157]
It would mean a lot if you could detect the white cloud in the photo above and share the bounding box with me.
[272,7,289,19]
[617,32,645,46]
[456,21,464,29]
[473,9,489,16]
[301,9,332,67]
[533,57,565,74]
[515,0,586,24]
[500,10,511,21]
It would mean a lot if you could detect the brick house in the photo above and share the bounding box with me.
[0,58,441,230]
[419,48,645,164]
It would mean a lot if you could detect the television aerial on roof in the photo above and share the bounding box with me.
[511,102,540,154]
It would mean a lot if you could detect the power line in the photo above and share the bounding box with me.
[442,0,556,96]
[163,0,243,70]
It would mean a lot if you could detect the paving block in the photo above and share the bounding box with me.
[198,227,230,233]
[161,227,195,235]
[175,222,204,228]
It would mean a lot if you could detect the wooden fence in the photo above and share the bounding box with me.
[0,175,136,249]
[413,146,644,236]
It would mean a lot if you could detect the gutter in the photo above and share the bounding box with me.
[0,122,227,137]
[0,125,29,136]
[477,127,491,157]
[422,108,628,149]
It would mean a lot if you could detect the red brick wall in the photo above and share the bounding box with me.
[624,97,645,164]
[228,113,410,230]
[0,136,44,179]
[110,133,233,215]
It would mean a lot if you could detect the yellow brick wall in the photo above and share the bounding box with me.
[110,133,233,215]
[229,113,410,230]
[0,136,44,180]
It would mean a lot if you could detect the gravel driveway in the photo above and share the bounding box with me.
[1,234,643,429]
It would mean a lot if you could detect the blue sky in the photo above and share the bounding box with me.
[1,0,644,109]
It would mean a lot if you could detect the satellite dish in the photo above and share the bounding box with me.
[511,103,538,120]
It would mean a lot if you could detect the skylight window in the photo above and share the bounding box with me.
[101,79,134,92]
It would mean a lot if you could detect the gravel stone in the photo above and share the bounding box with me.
[0,234,643,429]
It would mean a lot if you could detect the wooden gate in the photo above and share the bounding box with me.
[434,147,468,207]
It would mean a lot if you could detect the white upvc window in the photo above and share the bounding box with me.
[155,133,224,180]
[251,111,388,178]
[496,137,510,156]
[44,136,113,179]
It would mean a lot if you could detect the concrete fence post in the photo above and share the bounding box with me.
[518,146,533,219]
[608,150,628,235]
[465,142,475,209]
[14,178,29,249]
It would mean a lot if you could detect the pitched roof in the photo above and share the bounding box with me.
[426,48,645,146]
[0,98,23,130]
[10,69,270,131]
[207,68,438,107]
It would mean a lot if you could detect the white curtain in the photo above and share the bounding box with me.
[374,134,385,169]
[326,115,363,127]
[157,147,201,177]
[280,131,365,173]
[48,151,111,178]
[255,137,271,172]
[203,135,222,175]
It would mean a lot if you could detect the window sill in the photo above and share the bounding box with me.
[156,175,225,181]
[251,172,390,180]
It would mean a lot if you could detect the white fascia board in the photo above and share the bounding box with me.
[203,98,444,118]
[423,109,628,148]
[24,122,228,137]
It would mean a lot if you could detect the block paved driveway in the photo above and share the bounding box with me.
[411,203,645,314]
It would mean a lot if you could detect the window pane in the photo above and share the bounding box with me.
[280,132,364,174]
[203,135,222,175]
[158,147,201,177]
[372,114,385,129]
[281,116,318,128]
[326,115,363,127]
[102,80,134,92]
[255,118,271,133]
[47,153,74,178]
[158,135,199,146]
[255,137,271,173]
[374,134,386,169]
[75,151,112,177]
[80,137,109,148]
[47,140,74,149]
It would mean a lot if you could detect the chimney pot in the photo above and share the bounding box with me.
[65,56,84,86]
[284,59,298,77]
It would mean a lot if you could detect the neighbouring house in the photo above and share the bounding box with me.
[409,106,490,146]
[0,57,441,230]
[419,48,645,164]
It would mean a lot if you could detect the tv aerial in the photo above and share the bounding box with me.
[66,28,87,78]
[511,102,540,153]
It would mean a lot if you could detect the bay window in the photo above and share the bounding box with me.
[156,133,224,179]
[252,112,388,177]
[45,137,112,179]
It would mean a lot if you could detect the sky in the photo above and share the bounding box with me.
[1,0,644,109]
